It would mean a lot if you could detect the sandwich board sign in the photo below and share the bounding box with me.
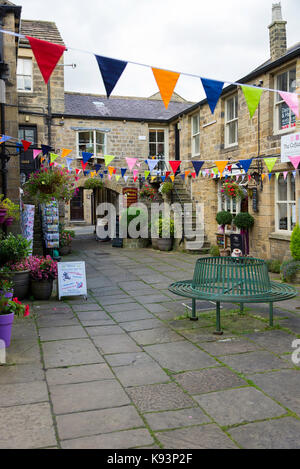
[58,261,87,300]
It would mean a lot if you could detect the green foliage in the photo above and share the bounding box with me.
[161,182,173,195]
[210,245,220,257]
[233,212,254,230]
[84,179,103,190]
[24,167,77,203]
[0,195,19,221]
[281,260,300,282]
[216,211,233,227]
[0,234,31,265]
[120,207,148,238]
[154,217,175,238]
[266,259,281,274]
[290,224,300,261]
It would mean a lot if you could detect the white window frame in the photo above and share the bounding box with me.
[224,94,238,148]
[76,130,107,159]
[275,173,296,233]
[218,182,241,234]
[17,58,33,93]
[274,66,297,135]
[191,113,200,157]
[149,127,169,163]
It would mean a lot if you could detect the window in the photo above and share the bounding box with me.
[17,58,33,92]
[191,114,200,156]
[149,129,166,158]
[18,126,36,143]
[77,131,106,158]
[275,174,296,232]
[225,94,238,147]
[274,67,296,133]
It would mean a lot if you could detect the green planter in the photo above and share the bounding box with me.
[30,280,53,301]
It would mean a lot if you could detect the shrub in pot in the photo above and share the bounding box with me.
[60,229,75,255]
[233,212,254,256]
[0,196,19,226]
[216,211,233,256]
[0,278,30,347]
[29,256,58,301]
[120,207,148,240]
[155,217,175,251]
[281,224,300,283]
[160,182,173,202]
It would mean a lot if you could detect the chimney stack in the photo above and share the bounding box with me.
[268,3,287,61]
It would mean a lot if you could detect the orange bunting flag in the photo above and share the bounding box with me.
[108,166,115,177]
[185,170,191,179]
[215,161,228,178]
[61,148,72,158]
[170,175,175,182]
[152,68,180,109]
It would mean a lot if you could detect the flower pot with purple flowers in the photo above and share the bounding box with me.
[0,208,7,224]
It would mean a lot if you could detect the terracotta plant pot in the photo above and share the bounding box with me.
[30,280,53,301]
[157,238,173,252]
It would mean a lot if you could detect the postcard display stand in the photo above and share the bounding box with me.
[41,201,59,251]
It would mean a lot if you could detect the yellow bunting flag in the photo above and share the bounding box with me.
[91,171,96,178]
[50,153,59,164]
[61,148,72,158]
[115,175,121,182]
[264,157,277,173]
[215,161,228,178]
[144,171,150,179]
[104,155,115,166]
[170,175,175,182]
[261,174,266,182]
[152,68,180,109]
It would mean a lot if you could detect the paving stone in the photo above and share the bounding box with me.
[0,381,48,407]
[220,351,292,374]
[39,326,88,342]
[199,337,262,356]
[72,304,103,312]
[0,403,56,449]
[144,304,170,314]
[145,407,211,431]
[129,328,183,346]
[250,370,300,416]
[156,424,238,449]
[46,363,114,386]
[0,364,44,385]
[134,294,171,304]
[56,405,144,441]
[50,379,130,414]
[74,311,109,322]
[245,330,297,354]
[229,417,300,449]
[5,340,42,365]
[85,325,124,337]
[42,339,103,368]
[112,310,154,323]
[128,383,197,412]
[120,318,164,332]
[93,334,142,354]
[105,302,144,313]
[105,352,150,367]
[194,388,286,427]
[61,428,154,449]
[98,297,133,306]
[36,314,80,328]
[113,358,170,387]
[11,321,37,340]
[174,368,246,395]
[144,341,218,372]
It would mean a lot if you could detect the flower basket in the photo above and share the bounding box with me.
[222,182,244,199]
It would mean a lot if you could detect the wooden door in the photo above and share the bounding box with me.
[70,188,84,220]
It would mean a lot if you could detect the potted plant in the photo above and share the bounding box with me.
[0,234,31,299]
[155,217,175,251]
[233,212,254,256]
[0,196,19,226]
[160,182,173,202]
[0,278,30,347]
[139,184,157,201]
[221,182,245,199]
[29,256,58,301]
[216,211,233,256]
[281,224,300,283]
[120,207,148,241]
[24,167,77,204]
[60,229,75,255]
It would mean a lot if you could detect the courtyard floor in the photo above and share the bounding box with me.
[0,238,300,449]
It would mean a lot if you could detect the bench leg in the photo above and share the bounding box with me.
[190,299,198,322]
[239,303,244,315]
[214,302,223,336]
[269,303,274,327]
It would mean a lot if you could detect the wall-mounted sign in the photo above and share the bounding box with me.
[281,132,300,163]
[58,261,87,300]
[252,187,259,213]
[123,187,138,208]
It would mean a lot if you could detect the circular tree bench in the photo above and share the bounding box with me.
[169,257,297,335]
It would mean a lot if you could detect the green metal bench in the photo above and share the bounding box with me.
[169,257,297,335]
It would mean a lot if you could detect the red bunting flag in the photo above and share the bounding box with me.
[75,169,81,175]
[81,161,88,172]
[26,36,66,84]
[169,161,181,174]
[191,173,196,179]
[165,171,171,180]
[21,140,32,152]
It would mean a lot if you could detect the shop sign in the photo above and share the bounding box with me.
[58,261,87,300]
[281,132,300,163]
[123,187,138,208]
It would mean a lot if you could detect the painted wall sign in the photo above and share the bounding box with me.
[58,261,87,300]
[123,187,138,208]
[281,132,300,163]
[252,187,259,213]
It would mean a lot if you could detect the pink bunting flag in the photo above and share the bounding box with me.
[126,158,138,172]
[288,156,300,170]
[279,92,299,118]
[33,149,42,160]
[283,171,288,180]
[133,169,139,181]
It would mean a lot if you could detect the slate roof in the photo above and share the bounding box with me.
[19,20,65,47]
[64,93,195,121]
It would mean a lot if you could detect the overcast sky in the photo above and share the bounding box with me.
[15,0,300,102]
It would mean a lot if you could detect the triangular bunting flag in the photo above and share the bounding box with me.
[81,161,88,172]
[41,145,51,156]
[238,159,253,174]
[26,36,66,85]
[126,158,138,172]
[261,174,266,182]
[0,135,12,144]
[288,156,300,170]
[33,149,42,160]
[82,152,93,164]
[161,176,166,182]
[169,161,181,174]
[170,175,175,182]
[144,171,150,179]
[185,171,191,179]
[264,157,277,173]
[283,171,288,180]
[21,140,32,152]
[90,171,96,178]
[279,91,299,118]
[50,153,59,164]
[268,173,273,181]
[147,159,159,172]
[133,169,139,180]
[152,68,180,109]
[108,166,115,177]
[61,148,72,158]
[215,161,228,178]
[95,55,127,98]
[94,164,102,173]
[66,158,73,170]
[121,168,127,178]
[180,174,185,181]
[165,171,171,180]
[104,155,115,166]
[201,78,224,114]
[241,86,263,119]
[292,170,297,179]
[115,175,121,182]
[124,176,129,183]
[192,161,204,177]
[84,170,90,177]
[275,172,280,180]
[75,169,81,175]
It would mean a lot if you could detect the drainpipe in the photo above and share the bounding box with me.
[47,81,52,146]
[0,15,7,199]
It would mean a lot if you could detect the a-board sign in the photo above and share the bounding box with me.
[58,261,87,300]
[123,187,138,208]
[230,234,244,254]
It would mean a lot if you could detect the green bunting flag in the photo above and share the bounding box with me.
[144,170,150,179]
[264,157,277,173]
[50,153,59,164]
[241,86,263,119]
[104,155,115,167]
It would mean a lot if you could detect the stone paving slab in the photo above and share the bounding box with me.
[129,327,183,346]
[194,387,287,427]
[0,381,48,407]
[61,428,154,449]
[72,304,103,312]
[36,314,80,328]
[220,351,293,375]
[42,339,104,368]
[39,325,88,342]
[199,337,262,356]
[0,403,57,449]
[46,364,114,386]
[50,379,130,415]
[75,310,109,322]
[145,407,211,431]
[156,424,238,449]
[120,318,165,332]
[112,309,154,323]
[93,334,142,354]
[56,405,144,441]
[229,417,300,449]
[0,364,44,385]
[85,325,124,337]
[105,302,147,313]
[113,360,170,388]
[245,330,297,354]
[174,368,247,395]
[5,340,42,366]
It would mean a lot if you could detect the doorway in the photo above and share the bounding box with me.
[70,188,84,221]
